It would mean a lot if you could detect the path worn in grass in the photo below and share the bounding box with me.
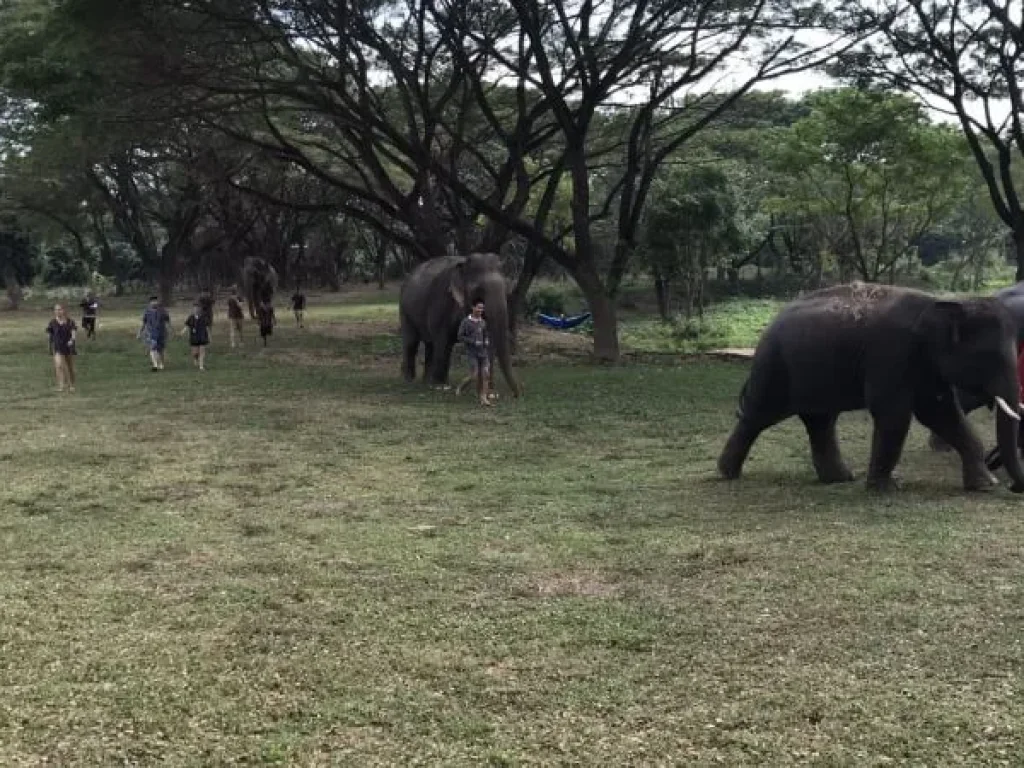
[1,295,1022,765]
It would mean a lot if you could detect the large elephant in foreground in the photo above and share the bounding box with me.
[399,252,521,396]
[718,282,1024,493]
[929,281,1024,450]
[241,257,278,319]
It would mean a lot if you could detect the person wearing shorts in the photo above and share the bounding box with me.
[46,304,78,393]
[226,292,245,348]
[457,298,493,406]
[79,294,99,339]
[291,290,306,328]
[182,301,211,371]
[138,296,170,371]
[257,300,276,347]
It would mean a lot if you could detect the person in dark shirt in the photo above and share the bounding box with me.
[456,298,493,406]
[181,301,212,371]
[257,300,276,347]
[79,294,99,339]
[226,292,245,348]
[138,296,171,371]
[291,290,306,328]
[46,304,78,393]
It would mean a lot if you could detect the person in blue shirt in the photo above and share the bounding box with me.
[138,296,171,371]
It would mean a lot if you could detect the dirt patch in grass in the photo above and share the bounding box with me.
[521,570,623,599]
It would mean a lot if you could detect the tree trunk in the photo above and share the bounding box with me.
[654,273,671,321]
[508,246,543,352]
[572,260,619,363]
[3,265,22,310]
[158,243,177,306]
[1015,226,1024,282]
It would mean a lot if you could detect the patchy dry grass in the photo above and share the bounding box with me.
[1,292,1023,764]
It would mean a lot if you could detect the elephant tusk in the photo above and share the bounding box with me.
[995,396,1021,421]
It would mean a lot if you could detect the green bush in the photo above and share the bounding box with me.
[526,284,568,316]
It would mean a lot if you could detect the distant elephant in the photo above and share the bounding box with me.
[241,257,278,319]
[198,291,214,327]
[929,281,1024,450]
[399,252,521,396]
[718,282,1024,493]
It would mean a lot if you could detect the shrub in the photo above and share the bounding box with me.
[526,284,568,316]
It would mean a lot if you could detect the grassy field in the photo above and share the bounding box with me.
[2,290,1024,765]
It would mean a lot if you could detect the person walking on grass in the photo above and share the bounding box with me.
[456,298,494,407]
[291,289,306,328]
[181,300,211,371]
[226,291,245,348]
[138,296,170,371]
[79,293,99,339]
[46,304,78,393]
[257,299,276,347]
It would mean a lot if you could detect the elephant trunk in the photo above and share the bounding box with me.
[995,388,1024,492]
[988,358,1024,492]
[485,281,521,398]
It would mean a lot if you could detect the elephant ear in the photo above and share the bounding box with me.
[919,300,968,350]
[448,260,468,308]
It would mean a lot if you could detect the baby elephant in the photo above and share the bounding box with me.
[718,283,1024,492]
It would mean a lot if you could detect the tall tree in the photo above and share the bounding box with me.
[836,0,1024,279]
[427,0,857,359]
[767,89,969,283]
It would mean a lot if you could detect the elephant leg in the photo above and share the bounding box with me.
[718,412,788,480]
[423,342,435,383]
[799,413,854,484]
[401,323,419,382]
[865,405,913,491]
[431,339,455,388]
[914,396,995,491]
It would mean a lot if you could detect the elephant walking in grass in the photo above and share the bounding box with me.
[399,252,521,397]
[718,283,1024,493]
[929,281,1024,453]
[241,257,278,320]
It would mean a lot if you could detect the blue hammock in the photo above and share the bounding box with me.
[537,312,592,330]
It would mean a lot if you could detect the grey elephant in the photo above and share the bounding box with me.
[718,282,1024,493]
[241,257,279,319]
[399,252,521,396]
[929,281,1024,450]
